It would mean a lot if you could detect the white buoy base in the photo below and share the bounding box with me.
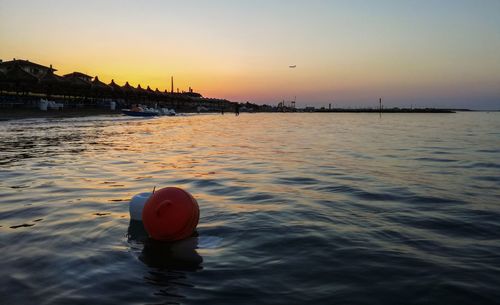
[129,192,152,221]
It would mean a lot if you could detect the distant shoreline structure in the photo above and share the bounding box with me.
[306,108,459,113]
[272,99,465,113]
[0,58,478,116]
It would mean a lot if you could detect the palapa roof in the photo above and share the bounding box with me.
[122,81,135,92]
[62,71,92,90]
[4,64,39,83]
[108,79,122,91]
[63,72,92,79]
[136,84,147,93]
[91,76,111,90]
[0,59,56,72]
[154,88,165,96]
[66,75,92,88]
[39,70,65,85]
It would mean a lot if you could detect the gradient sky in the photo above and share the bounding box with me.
[1,0,499,109]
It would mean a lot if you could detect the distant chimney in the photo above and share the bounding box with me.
[171,76,174,93]
[50,64,52,69]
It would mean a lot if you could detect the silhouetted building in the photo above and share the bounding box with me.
[63,72,93,83]
[0,58,55,78]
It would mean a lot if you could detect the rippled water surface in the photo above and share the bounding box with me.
[1,112,499,305]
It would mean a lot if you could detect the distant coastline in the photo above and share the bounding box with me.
[1,58,480,119]
[311,108,459,113]
[0,106,478,122]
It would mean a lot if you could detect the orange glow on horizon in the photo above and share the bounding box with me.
[1,0,499,108]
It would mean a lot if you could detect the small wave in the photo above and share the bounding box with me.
[472,162,500,169]
[414,157,459,163]
[476,149,500,153]
[9,223,35,229]
[473,176,500,182]
[353,190,405,202]
[276,176,321,185]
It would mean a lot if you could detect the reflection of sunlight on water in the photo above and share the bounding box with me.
[225,203,284,213]
[1,113,500,304]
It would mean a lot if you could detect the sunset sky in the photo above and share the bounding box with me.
[1,0,499,109]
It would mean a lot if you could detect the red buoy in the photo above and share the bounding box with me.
[142,187,199,241]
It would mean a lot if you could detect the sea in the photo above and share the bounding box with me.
[0,112,499,305]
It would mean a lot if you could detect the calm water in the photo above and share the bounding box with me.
[1,112,499,305]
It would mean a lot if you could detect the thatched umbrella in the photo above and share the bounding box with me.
[142,85,154,105]
[4,64,39,95]
[136,84,147,94]
[154,88,164,99]
[108,79,123,99]
[91,76,111,98]
[135,84,147,103]
[64,74,91,98]
[121,81,136,103]
[39,70,64,98]
[122,81,135,91]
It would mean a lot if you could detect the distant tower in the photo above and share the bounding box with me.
[171,76,174,93]
[379,98,382,113]
[329,103,331,110]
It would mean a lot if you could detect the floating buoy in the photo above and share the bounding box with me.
[129,192,152,221]
[142,187,199,241]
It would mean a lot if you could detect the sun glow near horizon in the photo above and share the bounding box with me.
[1,0,500,109]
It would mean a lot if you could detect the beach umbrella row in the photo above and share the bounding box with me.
[0,64,206,107]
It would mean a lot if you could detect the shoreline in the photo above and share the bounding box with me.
[0,107,122,121]
[0,107,490,122]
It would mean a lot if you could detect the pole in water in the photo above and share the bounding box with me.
[379,98,382,118]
